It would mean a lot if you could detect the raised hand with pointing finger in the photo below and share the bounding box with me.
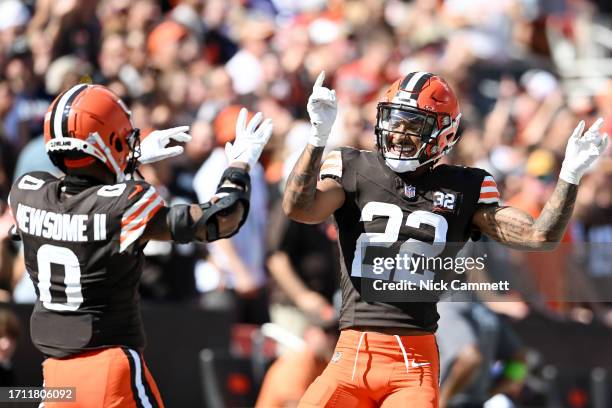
[307,71,338,147]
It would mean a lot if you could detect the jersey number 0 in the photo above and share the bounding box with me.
[36,244,83,311]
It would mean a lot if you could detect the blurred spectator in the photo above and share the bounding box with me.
[3,49,49,148]
[44,54,92,96]
[505,149,572,311]
[334,29,394,105]
[28,0,101,66]
[574,159,612,276]
[193,109,269,324]
[573,159,612,325]
[255,324,338,407]
[199,0,238,64]
[168,119,215,203]
[0,0,30,62]
[0,202,16,302]
[0,308,20,385]
[137,160,200,302]
[437,302,527,408]
[197,68,236,122]
[225,15,274,95]
[96,32,128,82]
[266,198,338,340]
[147,19,194,71]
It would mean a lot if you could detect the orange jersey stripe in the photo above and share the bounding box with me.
[121,202,164,238]
[121,195,158,228]
[128,184,144,200]
[481,180,497,188]
[479,192,500,199]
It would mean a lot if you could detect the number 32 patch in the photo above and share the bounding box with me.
[432,191,458,213]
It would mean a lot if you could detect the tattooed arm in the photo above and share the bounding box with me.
[283,70,343,224]
[282,145,345,224]
[473,117,607,249]
[472,179,578,250]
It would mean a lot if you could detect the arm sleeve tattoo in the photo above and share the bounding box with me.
[282,144,324,212]
[475,179,578,249]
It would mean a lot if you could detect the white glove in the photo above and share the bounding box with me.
[225,107,273,168]
[138,126,192,164]
[307,71,337,147]
[559,118,608,185]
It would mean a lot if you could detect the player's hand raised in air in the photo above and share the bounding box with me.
[225,108,273,169]
[307,71,337,147]
[560,118,609,185]
[138,126,192,164]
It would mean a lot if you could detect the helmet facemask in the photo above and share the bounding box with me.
[124,128,142,178]
[375,103,446,173]
[375,73,462,173]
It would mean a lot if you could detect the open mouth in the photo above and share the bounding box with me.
[388,140,417,157]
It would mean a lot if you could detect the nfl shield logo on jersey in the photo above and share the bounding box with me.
[404,184,416,198]
[331,351,342,363]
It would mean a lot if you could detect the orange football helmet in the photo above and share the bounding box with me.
[44,84,140,181]
[376,72,461,173]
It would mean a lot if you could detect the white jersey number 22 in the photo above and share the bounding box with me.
[350,201,448,282]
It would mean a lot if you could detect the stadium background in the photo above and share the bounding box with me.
[0,0,610,407]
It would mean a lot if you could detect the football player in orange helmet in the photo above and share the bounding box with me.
[11,83,273,407]
[375,74,461,173]
[43,84,194,182]
[283,71,607,407]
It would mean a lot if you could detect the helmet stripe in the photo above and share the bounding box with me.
[52,84,87,139]
[399,72,416,89]
[61,85,88,140]
[48,99,60,139]
[402,71,430,93]
[412,73,433,93]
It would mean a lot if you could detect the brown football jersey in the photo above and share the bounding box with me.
[320,148,500,332]
[9,172,165,357]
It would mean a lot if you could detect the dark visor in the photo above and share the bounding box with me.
[377,107,436,141]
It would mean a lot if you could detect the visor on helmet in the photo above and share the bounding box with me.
[376,105,437,161]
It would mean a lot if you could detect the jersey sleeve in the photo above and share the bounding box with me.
[319,150,342,181]
[118,182,166,252]
[9,172,57,228]
[476,173,501,205]
[319,147,358,193]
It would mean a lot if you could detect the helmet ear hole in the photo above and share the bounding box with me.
[115,138,123,152]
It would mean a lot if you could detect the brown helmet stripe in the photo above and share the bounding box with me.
[413,72,433,93]
[400,72,416,90]
[48,99,60,139]
[400,71,433,94]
